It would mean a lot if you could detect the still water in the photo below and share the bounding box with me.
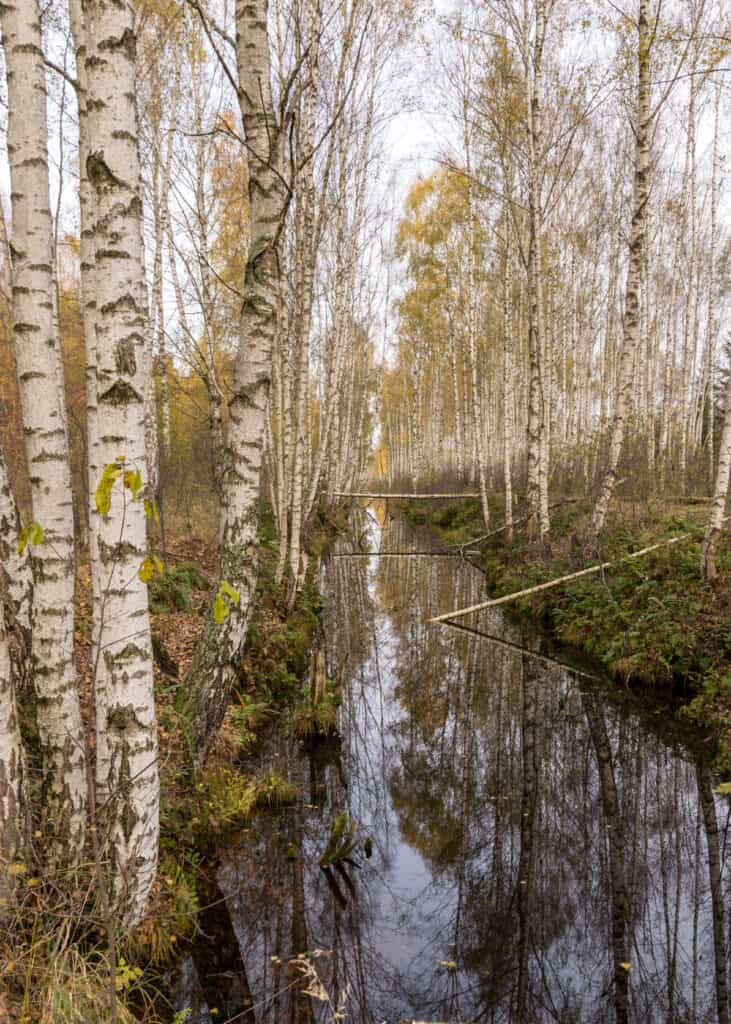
[174,510,731,1024]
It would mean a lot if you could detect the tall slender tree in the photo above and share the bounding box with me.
[183,0,289,764]
[0,0,87,866]
[82,0,159,925]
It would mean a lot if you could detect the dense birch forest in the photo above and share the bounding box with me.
[0,0,729,1021]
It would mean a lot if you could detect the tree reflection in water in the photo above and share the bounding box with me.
[174,511,730,1024]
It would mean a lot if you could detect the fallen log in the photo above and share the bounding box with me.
[332,550,464,558]
[430,517,730,624]
[328,491,481,499]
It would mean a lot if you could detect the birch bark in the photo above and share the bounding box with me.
[589,0,651,538]
[503,227,514,539]
[287,0,322,598]
[0,447,30,879]
[705,82,721,488]
[702,349,731,580]
[525,0,549,539]
[0,594,24,882]
[183,0,289,764]
[83,0,159,925]
[0,0,87,865]
[69,0,105,699]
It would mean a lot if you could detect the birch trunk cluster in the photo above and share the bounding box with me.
[378,0,728,550]
[268,0,388,597]
[0,0,157,927]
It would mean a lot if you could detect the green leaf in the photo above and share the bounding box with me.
[219,580,240,606]
[17,525,29,557]
[153,556,164,575]
[95,464,121,515]
[715,782,731,796]
[123,468,143,500]
[143,499,152,519]
[139,558,155,584]
[29,521,44,546]
[213,593,229,624]
[152,497,161,524]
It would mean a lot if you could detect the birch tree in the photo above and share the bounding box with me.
[0,446,30,881]
[588,0,651,538]
[82,0,159,925]
[0,0,87,866]
[183,0,289,763]
[702,342,731,581]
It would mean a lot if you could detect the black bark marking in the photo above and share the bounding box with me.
[115,338,137,376]
[99,379,142,405]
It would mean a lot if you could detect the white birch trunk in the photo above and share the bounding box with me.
[83,0,159,926]
[183,0,289,764]
[702,361,731,582]
[503,229,514,539]
[69,0,105,702]
[589,0,651,538]
[0,0,87,866]
[525,1,549,538]
[0,594,25,882]
[287,0,322,597]
[0,446,30,880]
[705,81,721,488]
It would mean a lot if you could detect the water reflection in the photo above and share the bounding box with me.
[177,511,731,1023]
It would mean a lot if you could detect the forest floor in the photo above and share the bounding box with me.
[405,494,731,780]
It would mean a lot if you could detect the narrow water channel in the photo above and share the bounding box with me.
[174,510,731,1024]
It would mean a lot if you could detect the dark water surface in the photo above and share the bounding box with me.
[174,511,731,1023]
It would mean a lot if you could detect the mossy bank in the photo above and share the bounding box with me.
[405,495,731,780]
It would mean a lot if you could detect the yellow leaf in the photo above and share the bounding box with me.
[213,593,229,624]
[139,557,155,584]
[123,468,143,500]
[17,525,29,556]
[620,962,631,971]
[95,464,121,515]
[219,579,240,606]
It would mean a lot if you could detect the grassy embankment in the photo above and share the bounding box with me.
[405,495,731,779]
